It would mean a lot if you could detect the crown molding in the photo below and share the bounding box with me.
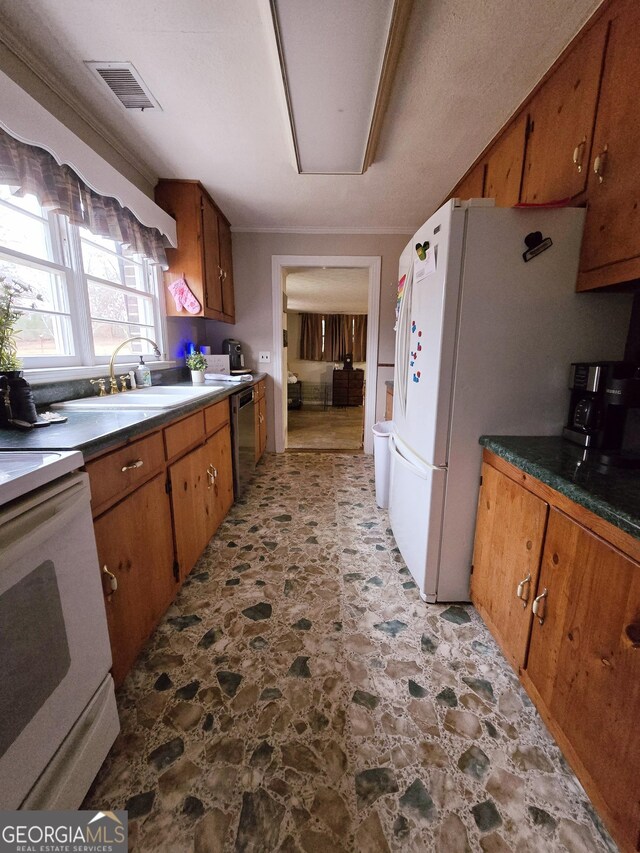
[231,225,414,235]
[0,22,157,188]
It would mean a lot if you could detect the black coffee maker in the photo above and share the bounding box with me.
[563,361,640,464]
[222,339,246,375]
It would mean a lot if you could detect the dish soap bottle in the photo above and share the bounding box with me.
[136,356,152,388]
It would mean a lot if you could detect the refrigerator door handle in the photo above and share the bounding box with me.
[389,433,431,480]
[394,262,414,421]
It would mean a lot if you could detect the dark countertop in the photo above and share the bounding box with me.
[480,435,640,540]
[0,375,266,461]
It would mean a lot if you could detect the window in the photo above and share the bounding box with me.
[0,186,165,371]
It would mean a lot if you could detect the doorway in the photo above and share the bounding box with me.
[271,255,381,454]
[286,268,368,450]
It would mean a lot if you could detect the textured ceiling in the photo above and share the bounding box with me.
[0,0,603,231]
[286,268,369,314]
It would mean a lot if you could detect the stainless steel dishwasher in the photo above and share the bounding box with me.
[230,387,256,498]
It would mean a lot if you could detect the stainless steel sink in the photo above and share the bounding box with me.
[52,385,226,411]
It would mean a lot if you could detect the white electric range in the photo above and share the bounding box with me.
[0,449,119,809]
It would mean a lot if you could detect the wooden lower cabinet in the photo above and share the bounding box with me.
[206,425,234,531]
[524,508,640,853]
[169,425,234,581]
[255,381,267,463]
[94,473,175,687]
[471,464,548,671]
[472,454,640,851]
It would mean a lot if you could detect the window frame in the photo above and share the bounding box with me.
[0,187,170,379]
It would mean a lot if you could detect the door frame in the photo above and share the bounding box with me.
[271,254,381,454]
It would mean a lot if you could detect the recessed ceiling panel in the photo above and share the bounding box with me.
[272,0,395,174]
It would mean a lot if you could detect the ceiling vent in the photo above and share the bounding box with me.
[84,61,162,111]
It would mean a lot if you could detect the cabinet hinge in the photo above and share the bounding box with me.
[470,563,474,575]
[479,475,483,486]
[173,559,179,581]
[165,477,172,494]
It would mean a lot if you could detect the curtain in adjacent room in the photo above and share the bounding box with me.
[0,128,168,267]
[351,314,368,361]
[323,314,347,361]
[299,312,367,362]
[299,313,323,360]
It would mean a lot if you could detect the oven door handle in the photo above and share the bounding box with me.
[0,477,89,565]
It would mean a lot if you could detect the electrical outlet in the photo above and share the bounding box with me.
[259,351,271,363]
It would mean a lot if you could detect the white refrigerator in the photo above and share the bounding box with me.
[389,199,632,603]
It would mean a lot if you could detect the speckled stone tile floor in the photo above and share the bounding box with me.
[84,452,618,853]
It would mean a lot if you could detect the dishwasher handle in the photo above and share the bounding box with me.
[237,388,255,409]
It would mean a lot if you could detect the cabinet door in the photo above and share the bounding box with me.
[155,181,205,319]
[201,193,223,317]
[205,427,234,533]
[521,16,608,203]
[256,396,267,462]
[483,112,528,206]
[579,0,640,279]
[218,216,236,323]
[94,474,175,686]
[471,463,548,671]
[169,442,212,582]
[526,508,640,851]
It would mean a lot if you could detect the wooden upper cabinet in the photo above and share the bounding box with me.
[482,111,528,206]
[578,0,640,289]
[155,179,235,322]
[201,192,223,315]
[521,16,609,204]
[526,508,640,852]
[471,463,549,671]
[452,160,485,202]
[218,216,235,323]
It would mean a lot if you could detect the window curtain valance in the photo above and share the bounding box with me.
[0,128,168,268]
[299,313,367,362]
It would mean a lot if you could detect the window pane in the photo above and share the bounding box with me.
[0,258,68,313]
[80,231,146,291]
[0,187,45,218]
[87,280,154,326]
[14,312,74,357]
[0,203,51,262]
[91,322,157,357]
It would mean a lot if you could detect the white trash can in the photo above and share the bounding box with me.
[372,420,393,508]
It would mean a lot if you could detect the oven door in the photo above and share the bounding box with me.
[0,472,113,808]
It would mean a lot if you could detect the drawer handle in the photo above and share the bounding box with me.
[206,463,217,486]
[572,137,586,173]
[532,588,548,625]
[516,573,531,607]
[121,459,144,472]
[102,565,118,594]
[593,144,608,183]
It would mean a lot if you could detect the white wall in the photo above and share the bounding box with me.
[206,231,409,450]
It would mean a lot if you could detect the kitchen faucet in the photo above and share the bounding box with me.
[108,336,162,393]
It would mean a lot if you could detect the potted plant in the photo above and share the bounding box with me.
[0,274,41,375]
[186,350,208,384]
[0,275,43,428]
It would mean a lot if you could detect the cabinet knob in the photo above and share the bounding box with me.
[532,587,548,625]
[102,565,118,594]
[593,145,608,183]
[516,573,532,607]
[572,137,586,173]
